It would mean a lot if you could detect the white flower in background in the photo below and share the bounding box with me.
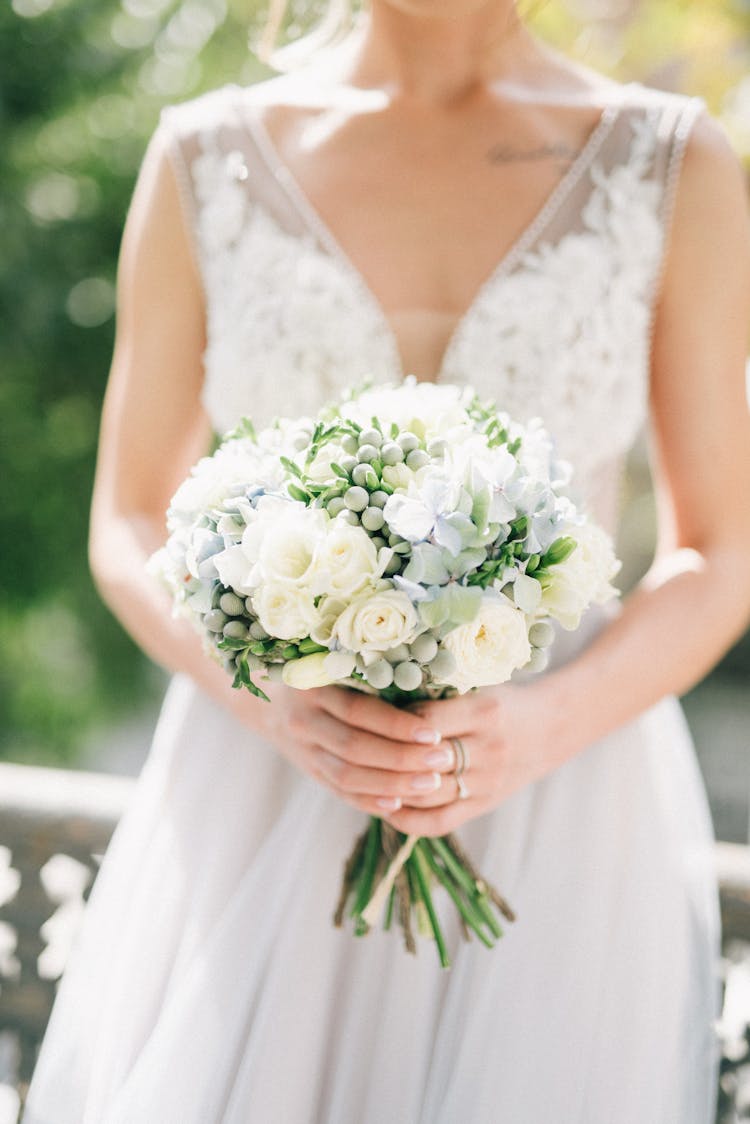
[342,376,472,438]
[438,595,531,693]
[315,523,382,599]
[332,589,419,653]
[254,582,321,641]
[541,521,621,630]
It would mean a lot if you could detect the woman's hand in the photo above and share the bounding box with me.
[236,681,461,818]
[236,677,569,836]
[375,680,570,838]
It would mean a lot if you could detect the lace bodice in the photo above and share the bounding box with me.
[159,81,703,531]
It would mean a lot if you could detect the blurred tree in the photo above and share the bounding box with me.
[0,0,748,764]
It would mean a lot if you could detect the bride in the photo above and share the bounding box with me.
[23,1,750,1121]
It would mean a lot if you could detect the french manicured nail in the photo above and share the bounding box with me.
[410,772,441,793]
[376,797,402,811]
[414,728,441,745]
[423,746,454,769]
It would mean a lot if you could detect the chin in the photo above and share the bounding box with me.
[378,0,495,18]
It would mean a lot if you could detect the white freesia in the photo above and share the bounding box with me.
[282,653,335,689]
[438,595,531,693]
[305,442,348,484]
[541,521,621,630]
[254,582,321,641]
[332,589,419,653]
[316,523,382,598]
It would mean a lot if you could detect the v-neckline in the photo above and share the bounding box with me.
[241,88,625,384]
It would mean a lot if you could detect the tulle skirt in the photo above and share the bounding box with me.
[23,616,721,1124]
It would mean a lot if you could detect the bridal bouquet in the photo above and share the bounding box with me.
[151,378,620,967]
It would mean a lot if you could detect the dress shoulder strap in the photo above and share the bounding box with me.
[638,88,707,304]
[156,83,315,284]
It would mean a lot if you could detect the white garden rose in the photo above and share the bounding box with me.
[254,582,321,641]
[541,522,620,630]
[438,595,531,693]
[241,502,329,591]
[166,440,282,531]
[332,589,419,653]
[316,523,381,598]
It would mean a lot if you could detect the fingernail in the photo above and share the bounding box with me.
[410,772,441,793]
[376,797,402,811]
[414,728,441,745]
[423,747,454,769]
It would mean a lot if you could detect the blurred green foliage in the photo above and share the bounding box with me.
[1,0,748,764]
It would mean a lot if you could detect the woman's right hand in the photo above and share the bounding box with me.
[229,681,459,817]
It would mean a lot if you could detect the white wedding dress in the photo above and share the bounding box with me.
[23,80,722,1124]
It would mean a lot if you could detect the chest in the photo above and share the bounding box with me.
[193,96,665,487]
[254,99,609,316]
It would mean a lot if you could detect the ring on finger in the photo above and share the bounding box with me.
[449,736,470,800]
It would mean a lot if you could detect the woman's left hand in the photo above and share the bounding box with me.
[381,679,573,838]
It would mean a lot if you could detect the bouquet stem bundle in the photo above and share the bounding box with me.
[334,818,515,969]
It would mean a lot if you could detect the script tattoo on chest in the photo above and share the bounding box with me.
[485,140,581,166]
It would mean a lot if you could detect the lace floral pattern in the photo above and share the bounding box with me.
[160,86,701,518]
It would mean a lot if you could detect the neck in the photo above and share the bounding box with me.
[328,0,542,107]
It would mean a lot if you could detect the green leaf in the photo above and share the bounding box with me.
[218,636,250,651]
[287,483,310,503]
[280,455,303,479]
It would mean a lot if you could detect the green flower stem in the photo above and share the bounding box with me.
[352,817,382,934]
[383,884,396,931]
[333,827,369,928]
[418,843,495,949]
[473,892,503,940]
[430,837,482,900]
[409,848,451,969]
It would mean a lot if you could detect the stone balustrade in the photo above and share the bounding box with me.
[0,760,749,1120]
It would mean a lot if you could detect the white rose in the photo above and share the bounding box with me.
[242,503,328,591]
[439,596,531,693]
[254,582,320,641]
[332,589,419,653]
[316,524,381,599]
[541,522,620,631]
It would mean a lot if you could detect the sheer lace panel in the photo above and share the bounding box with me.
[159,83,704,528]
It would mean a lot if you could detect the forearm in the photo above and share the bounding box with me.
[544,542,750,758]
[90,512,272,731]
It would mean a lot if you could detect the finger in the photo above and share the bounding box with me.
[381,796,482,838]
[400,773,464,808]
[407,689,497,738]
[314,686,443,746]
[314,748,445,801]
[308,710,457,774]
